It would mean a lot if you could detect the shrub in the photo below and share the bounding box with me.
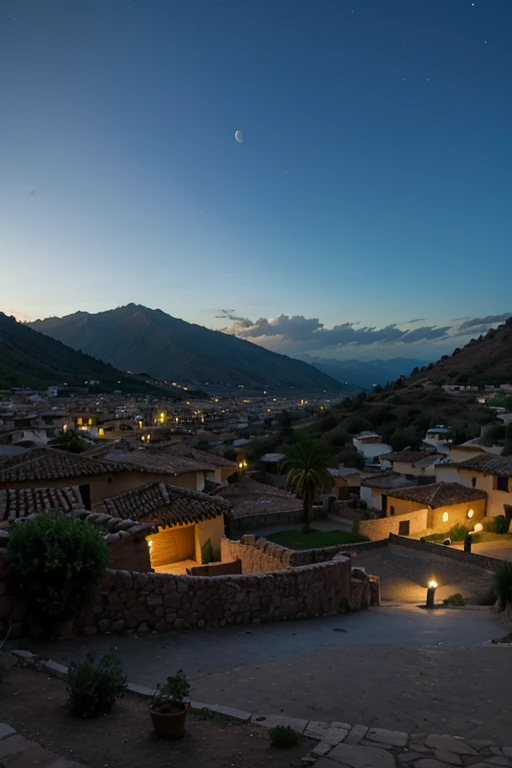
[494,563,512,609]
[150,670,190,713]
[7,513,111,621]
[443,593,465,606]
[67,648,127,718]
[485,515,510,535]
[269,725,299,748]
[449,524,468,542]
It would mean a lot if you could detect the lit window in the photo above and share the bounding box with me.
[467,509,474,519]
[77,417,83,426]
[442,512,449,523]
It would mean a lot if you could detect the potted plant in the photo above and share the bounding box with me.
[7,512,111,638]
[149,670,190,739]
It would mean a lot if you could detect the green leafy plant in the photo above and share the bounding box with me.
[67,648,127,718]
[443,593,465,606]
[492,632,512,644]
[494,563,512,609]
[269,725,299,748]
[150,670,190,714]
[201,538,215,564]
[280,440,333,533]
[7,513,111,621]
[484,515,510,535]
[449,524,468,542]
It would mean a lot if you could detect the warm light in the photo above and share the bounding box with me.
[62,423,68,432]
[474,522,483,532]
[98,427,105,436]
[138,420,143,429]
[175,417,179,423]
[160,412,165,419]
[442,512,449,523]
[467,509,474,519]
[428,580,438,589]
[238,462,244,469]
[148,540,153,548]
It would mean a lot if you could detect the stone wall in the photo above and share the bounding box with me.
[108,536,152,572]
[0,536,377,637]
[359,507,429,541]
[230,505,324,533]
[388,533,504,572]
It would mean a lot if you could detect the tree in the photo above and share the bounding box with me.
[49,430,89,454]
[389,428,422,452]
[502,426,512,457]
[280,440,333,533]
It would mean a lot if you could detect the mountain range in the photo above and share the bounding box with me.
[28,304,344,393]
[0,312,171,395]
[307,357,431,390]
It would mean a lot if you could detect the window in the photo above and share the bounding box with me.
[497,476,509,492]
[442,512,449,523]
[398,520,410,536]
[471,477,477,488]
[390,505,395,516]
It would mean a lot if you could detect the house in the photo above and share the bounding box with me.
[424,425,451,452]
[327,466,361,500]
[0,487,155,572]
[260,452,286,473]
[148,443,237,484]
[380,450,441,478]
[382,482,488,536]
[455,454,512,518]
[353,432,392,464]
[100,481,230,574]
[360,471,418,512]
[211,475,301,531]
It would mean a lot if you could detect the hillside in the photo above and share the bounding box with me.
[409,318,512,386]
[0,312,173,395]
[29,304,344,393]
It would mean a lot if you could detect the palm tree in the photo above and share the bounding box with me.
[280,440,333,533]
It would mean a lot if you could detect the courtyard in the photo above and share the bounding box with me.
[18,604,512,744]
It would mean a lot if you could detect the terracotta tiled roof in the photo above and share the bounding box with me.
[212,476,299,520]
[387,482,487,508]
[0,486,83,523]
[361,472,417,490]
[0,489,155,539]
[102,450,218,475]
[456,454,512,478]
[101,481,229,527]
[0,448,131,484]
[149,443,237,468]
[383,451,432,464]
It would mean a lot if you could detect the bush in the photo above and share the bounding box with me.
[7,513,111,621]
[449,524,468,542]
[269,725,299,748]
[443,593,465,606]
[485,515,510,535]
[67,648,127,718]
[494,563,512,609]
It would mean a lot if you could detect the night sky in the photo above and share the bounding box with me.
[1,0,511,360]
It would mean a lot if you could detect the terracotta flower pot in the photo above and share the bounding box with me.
[150,703,190,739]
[51,617,74,638]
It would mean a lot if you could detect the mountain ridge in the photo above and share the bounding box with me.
[29,304,345,393]
[0,311,174,395]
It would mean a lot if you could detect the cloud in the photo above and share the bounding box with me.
[406,318,426,324]
[220,311,510,356]
[458,313,511,331]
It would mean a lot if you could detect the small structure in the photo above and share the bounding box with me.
[328,466,361,500]
[380,450,441,477]
[455,454,512,518]
[360,471,420,512]
[353,432,392,464]
[384,482,487,534]
[260,452,286,474]
[101,481,230,574]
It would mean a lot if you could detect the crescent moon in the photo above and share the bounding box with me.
[235,130,245,144]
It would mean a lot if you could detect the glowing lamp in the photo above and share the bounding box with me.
[473,522,483,532]
[426,580,438,609]
[148,540,153,548]
[467,509,474,519]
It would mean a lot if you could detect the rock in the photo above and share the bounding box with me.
[344,724,369,745]
[424,735,477,756]
[366,727,408,747]
[328,742,396,767]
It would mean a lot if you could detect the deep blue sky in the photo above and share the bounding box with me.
[1,0,511,360]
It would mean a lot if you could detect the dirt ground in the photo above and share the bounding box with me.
[0,667,312,768]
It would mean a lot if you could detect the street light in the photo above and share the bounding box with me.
[426,580,437,609]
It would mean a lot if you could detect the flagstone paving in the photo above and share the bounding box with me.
[0,722,83,767]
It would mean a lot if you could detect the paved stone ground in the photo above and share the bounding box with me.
[18,606,512,744]
[353,544,496,604]
[0,721,83,766]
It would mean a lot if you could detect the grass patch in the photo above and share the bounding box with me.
[266,529,369,550]
[492,632,512,644]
